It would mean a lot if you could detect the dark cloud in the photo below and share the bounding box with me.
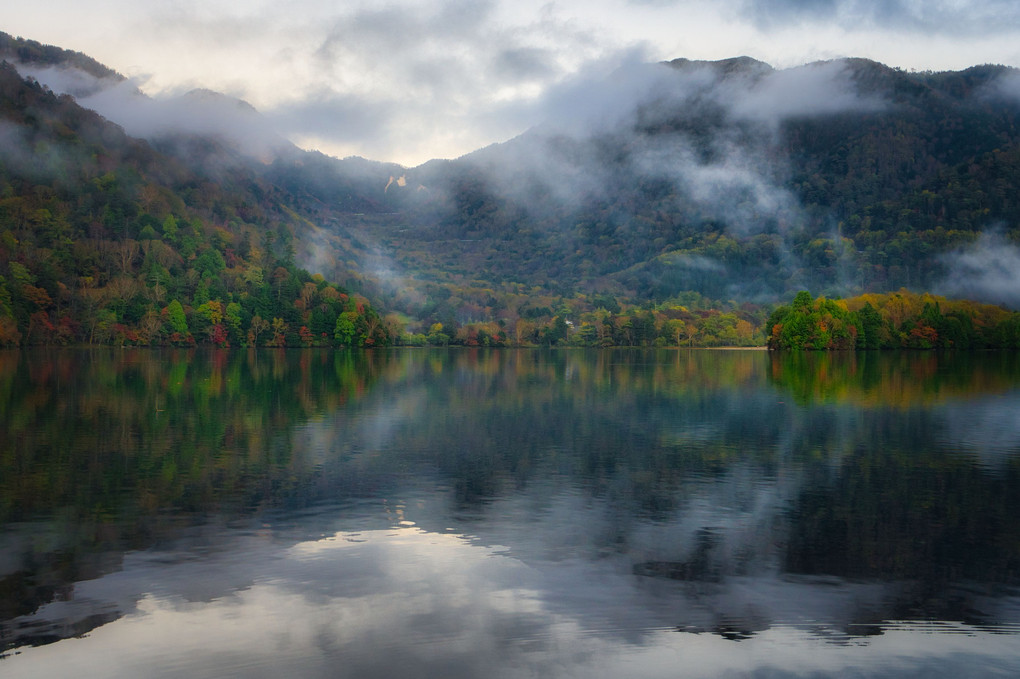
[528,54,885,141]
[8,0,1020,165]
[743,0,839,25]
[312,0,501,95]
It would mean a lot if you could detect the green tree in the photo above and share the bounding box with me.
[334,312,358,346]
[166,299,188,334]
[856,303,883,349]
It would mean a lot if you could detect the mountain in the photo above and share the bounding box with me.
[374,56,1020,311]
[3,31,1020,347]
[0,36,392,348]
[0,31,121,83]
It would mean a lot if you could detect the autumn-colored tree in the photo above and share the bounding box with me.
[248,315,270,346]
[267,317,289,347]
[299,325,315,347]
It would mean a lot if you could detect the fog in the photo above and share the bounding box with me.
[426,56,891,299]
[14,62,290,162]
[936,231,1020,308]
[0,116,78,182]
[9,47,1020,307]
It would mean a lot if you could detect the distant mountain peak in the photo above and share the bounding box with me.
[664,56,774,79]
[182,88,261,115]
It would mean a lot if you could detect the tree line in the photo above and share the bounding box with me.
[767,289,1020,350]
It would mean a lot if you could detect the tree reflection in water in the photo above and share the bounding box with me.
[1,348,1018,676]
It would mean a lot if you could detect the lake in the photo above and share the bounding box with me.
[1,347,1019,678]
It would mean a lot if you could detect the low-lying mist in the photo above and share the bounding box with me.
[13,62,290,162]
[937,231,1020,308]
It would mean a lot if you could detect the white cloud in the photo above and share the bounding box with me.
[13,64,289,160]
[5,0,1020,164]
[937,231,1020,308]
[724,59,886,124]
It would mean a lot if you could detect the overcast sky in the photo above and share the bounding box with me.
[7,0,1020,166]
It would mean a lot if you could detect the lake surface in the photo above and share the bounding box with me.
[2,347,1019,678]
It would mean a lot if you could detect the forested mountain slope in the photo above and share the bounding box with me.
[0,47,389,347]
[376,57,1020,310]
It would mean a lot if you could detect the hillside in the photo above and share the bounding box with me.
[373,57,1020,313]
[3,31,1020,347]
[0,47,389,348]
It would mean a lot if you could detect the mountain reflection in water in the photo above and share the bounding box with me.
[1,348,1019,678]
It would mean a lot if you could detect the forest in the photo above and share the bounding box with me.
[767,289,1020,350]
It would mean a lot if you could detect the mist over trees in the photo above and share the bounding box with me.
[0,56,387,348]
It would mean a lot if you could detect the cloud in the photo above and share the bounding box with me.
[527,49,684,136]
[429,53,891,300]
[723,59,886,124]
[529,53,886,141]
[0,117,79,182]
[7,62,121,98]
[937,231,1020,308]
[741,0,1020,36]
[13,62,290,161]
[472,55,884,223]
[491,47,559,81]
[267,94,393,153]
[15,0,610,165]
[0,119,36,174]
[8,0,1020,165]
[991,71,1020,103]
[240,0,625,164]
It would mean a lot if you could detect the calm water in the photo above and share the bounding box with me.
[2,348,1019,678]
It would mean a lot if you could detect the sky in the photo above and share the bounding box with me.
[7,0,1020,166]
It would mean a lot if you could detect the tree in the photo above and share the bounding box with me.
[248,315,270,346]
[856,303,883,349]
[666,319,686,347]
[299,325,315,347]
[139,308,163,343]
[166,299,189,335]
[272,266,290,301]
[161,215,179,243]
[267,317,289,347]
[792,290,813,310]
[0,316,21,346]
[334,312,358,346]
[196,299,223,326]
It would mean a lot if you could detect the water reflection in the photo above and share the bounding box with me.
[2,348,1019,677]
